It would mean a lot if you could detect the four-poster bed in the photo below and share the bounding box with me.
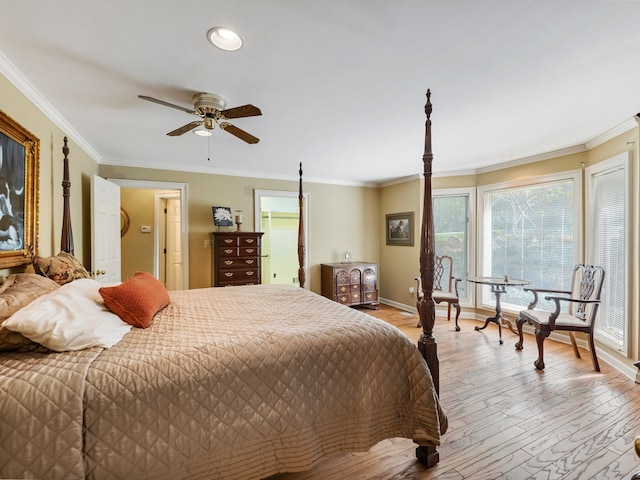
[0,93,445,479]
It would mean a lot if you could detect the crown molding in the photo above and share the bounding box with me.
[585,117,638,150]
[0,51,102,163]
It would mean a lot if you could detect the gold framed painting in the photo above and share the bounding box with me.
[386,211,414,246]
[0,109,39,268]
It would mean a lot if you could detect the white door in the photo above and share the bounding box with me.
[92,175,121,283]
[165,197,182,290]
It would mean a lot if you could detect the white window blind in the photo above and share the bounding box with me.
[588,156,628,352]
[482,177,577,310]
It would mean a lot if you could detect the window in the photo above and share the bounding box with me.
[586,153,629,353]
[433,188,475,304]
[478,172,581,311]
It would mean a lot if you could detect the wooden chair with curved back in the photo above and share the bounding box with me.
[415,254,462,331]
[515,264,605,371]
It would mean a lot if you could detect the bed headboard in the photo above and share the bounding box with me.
[60,136,74,255]
[417,90,439,394]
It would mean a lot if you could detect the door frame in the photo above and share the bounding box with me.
[109,179,189,289]
[254,189,310,289]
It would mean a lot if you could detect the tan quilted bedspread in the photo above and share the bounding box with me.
[1,284,447,480]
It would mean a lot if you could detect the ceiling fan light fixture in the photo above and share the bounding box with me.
[193,128,213,137]
[207,27,243,51]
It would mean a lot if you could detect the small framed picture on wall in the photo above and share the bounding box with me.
[385,212,414,246]
[212,206,233,227]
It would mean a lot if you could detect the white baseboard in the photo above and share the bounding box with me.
[378,297,476,320]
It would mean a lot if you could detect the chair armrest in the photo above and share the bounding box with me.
[524,287,571,310]
[545,295,601,329]
[452,276,462,298]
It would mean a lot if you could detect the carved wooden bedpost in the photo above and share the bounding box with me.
[60,137,74,255]
[415,90,441,468]
[417,91,438,393]
[298,162,306,288]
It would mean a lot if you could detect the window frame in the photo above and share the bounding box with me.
[585,152,630,354]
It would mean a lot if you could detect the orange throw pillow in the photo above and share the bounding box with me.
[99,272,170,328]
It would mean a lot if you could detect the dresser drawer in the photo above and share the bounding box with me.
[362,291,378,304]
[335,270,350,285]
[218,247,239,257]
[217,236,239,246]
[220,257,258,269]
[240,236,260,247]
[362,281,376,292]
[239,246,259,256]
[334,293,351,305]
[220,268,259,282]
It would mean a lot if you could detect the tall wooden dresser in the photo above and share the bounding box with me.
[321,262,379,308]
[211,232,264,286]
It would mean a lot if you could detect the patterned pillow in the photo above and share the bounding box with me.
[0,273,60,351]
[32,251,91,286]
[99,272,171,328]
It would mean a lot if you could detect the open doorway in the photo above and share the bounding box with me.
[109,179,189,289]
[254,189,309,289]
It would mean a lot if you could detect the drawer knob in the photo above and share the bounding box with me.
[224,272,234,277]
[224,260,233,265]
[246,239,255,244]
[246,271,255,276]
[224,239,233,244]
[224,249,234,254]
[246,260,254,264]
[246,248,255,253]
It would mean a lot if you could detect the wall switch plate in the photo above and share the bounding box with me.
[204,239,212,248]
[140,225,151,233]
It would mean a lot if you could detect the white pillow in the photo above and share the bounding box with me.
[3,278,132,352]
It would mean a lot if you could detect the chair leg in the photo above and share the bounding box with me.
[534,328,550,370]
[446,303,452,322]
[568,331,581,359]
[453,302,461,332]
[515,315,526,350]
[588,333,601,372]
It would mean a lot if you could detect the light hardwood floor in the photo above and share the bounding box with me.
[269,304,640,480]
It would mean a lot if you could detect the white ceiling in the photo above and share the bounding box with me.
[1,1,640,186]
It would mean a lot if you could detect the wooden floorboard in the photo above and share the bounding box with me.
[266,304,640,480]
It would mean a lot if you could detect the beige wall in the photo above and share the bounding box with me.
[120,188,156,279]
[98,164,380,293]
[1,74,98,279]
[378,178,421,307]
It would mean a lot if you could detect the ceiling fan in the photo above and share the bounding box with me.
[138,93,262,144]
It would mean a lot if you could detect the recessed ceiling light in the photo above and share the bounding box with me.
[207,27,243,51]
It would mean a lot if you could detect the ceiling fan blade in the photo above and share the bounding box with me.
[139,95,196,115]
[220,104,262,119]
[220,122,260,144]
[167,121,203,136]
